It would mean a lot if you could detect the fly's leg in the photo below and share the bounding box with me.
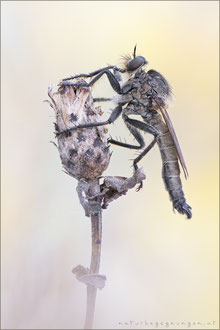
[56,104,122,137]
[173,199,192,219]
[110,114,159,163]
[88,70,121,93]
[123,115,159,190]
[62,65,125,81]
[93,98,112,102]
[123,115,159,164]
[109,128,145,149]
[133,138,158,191]
[62,66,125,94]
[60,71,120,93]
[133,138,158,169]
[59,81,90,91]
[59,84,112,103]
[109,123,145,191]
[110,114,159,191]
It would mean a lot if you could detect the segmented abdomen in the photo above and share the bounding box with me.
[145,112,192,219]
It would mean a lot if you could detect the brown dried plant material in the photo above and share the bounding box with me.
[48,81,111,181]
[46,80,146,329]
[72,265,106,290]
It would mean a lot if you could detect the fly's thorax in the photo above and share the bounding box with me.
[120,70,145,92]
[119,69,169,116]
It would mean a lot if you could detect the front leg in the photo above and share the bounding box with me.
[62,66,125,94]
[62,65,125,81]
[89,69,122,94]
[61,69,122,94]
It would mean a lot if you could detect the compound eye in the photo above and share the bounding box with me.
[126,56,147,72]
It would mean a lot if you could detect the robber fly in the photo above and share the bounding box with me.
[57,46,192,219]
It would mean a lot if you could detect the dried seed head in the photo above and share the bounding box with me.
[48,80,111,181]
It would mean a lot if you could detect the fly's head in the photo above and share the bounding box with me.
[126,56,147,73]
[122,46,148,75]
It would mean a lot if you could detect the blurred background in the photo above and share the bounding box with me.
[1,1,219,329]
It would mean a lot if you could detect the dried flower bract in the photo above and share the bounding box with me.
[48,80,111,181]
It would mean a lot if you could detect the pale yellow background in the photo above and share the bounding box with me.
[1,1,219,329]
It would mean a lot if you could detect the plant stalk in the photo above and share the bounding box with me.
[84,181,102,329]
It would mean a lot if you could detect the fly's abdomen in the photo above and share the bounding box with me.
[153,118,192,219]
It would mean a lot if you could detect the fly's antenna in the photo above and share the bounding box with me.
[133,44,137,58]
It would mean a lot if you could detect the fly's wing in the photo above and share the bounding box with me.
[146,70,188,179]
[155,100,189,179]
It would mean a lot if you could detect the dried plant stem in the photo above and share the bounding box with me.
[47,82,146,329]
[84,211,102,329]
[84,179,102,329]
